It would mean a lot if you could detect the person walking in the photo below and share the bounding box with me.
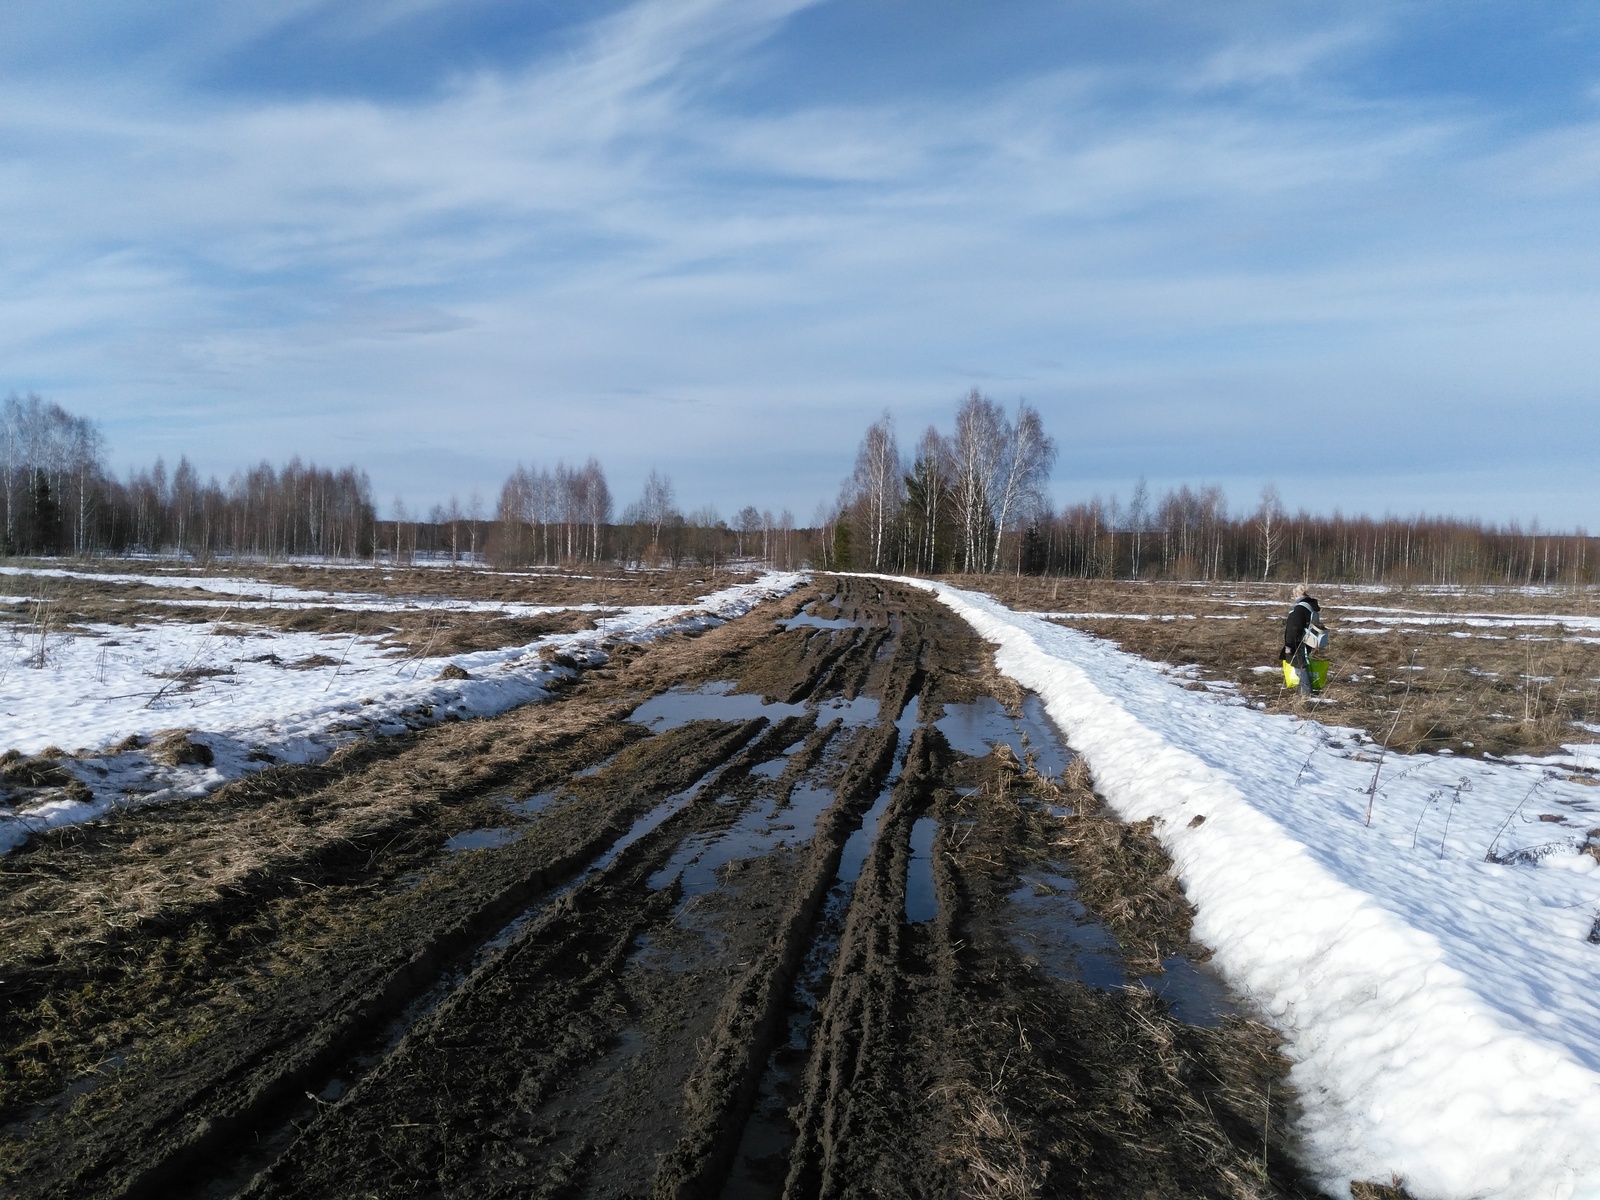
[1281,586,1324,696]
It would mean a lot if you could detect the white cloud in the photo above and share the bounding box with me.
[0,0,1596,525]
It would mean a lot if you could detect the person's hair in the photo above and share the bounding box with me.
[1291,583,1309,599]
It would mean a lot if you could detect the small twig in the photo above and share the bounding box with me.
[1485,773,1551,862]
[145,601,235,708]
[1294,740,1319,787]
[1438,788,1465,860]
[1365,649,1418,827]
[1262,1079,1271,1178]
[323,631,362,693]
[1411,790,1441,851]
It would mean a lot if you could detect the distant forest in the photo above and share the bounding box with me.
[2,391,1594,585]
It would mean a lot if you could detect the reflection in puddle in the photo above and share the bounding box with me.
[575,753,618,778]
[1006,872,1124,990]
[838,696,919,886]
[1018,694,1069,778]
[1005,869,1236,1026]
[649,781,836,899]
[937,697,1013,759]
[937,693,1071,778]
[813,695,880,725]
[506,791,561,817]
[904,817,939,923]
[1139,955,1237,1027]
[629,682,878,733]
[445,827,520,853]
[780,602,857,631]
[473,760,730,968]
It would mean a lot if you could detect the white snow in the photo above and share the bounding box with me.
[885,575,1600,1200]
[0,569,804,853]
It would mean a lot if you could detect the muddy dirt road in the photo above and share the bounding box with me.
[2,578,1322,1198]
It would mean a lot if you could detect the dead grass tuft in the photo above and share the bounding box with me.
[934,1079,1044,1200]
[149,730,214,768]
[0,755,74,789]
[1028,762,1195,972]
[1351,1177,1414,1200]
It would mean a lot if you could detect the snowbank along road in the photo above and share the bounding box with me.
[894,576,1600,1200]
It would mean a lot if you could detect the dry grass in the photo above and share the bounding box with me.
[1350,1178,1414,1200]
[0,562,759,659]
[1015,754,1196,974]
[934,1076,1045,1200]
[971,575,1600,762]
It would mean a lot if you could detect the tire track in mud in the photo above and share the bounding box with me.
[3,579,1325,1199]
[2,591,822,1199]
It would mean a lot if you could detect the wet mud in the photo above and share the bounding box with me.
[1,577,1326,1199]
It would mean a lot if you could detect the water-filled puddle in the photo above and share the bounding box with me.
[1007,872,1124,990]
[1018,694,1069,778]
[937,694,1072,778]
[472,759,731,968]
[814,695,880,725]
[904,817,939,923]
[505,790,561,817]
[631,682,793,729]
[649,782,837,899]
[1005,869,1236,1026]
[780,602,857,631]
[629,681,879,733]
[445,827,520,853]
[1138,955,1236,1027]
[574,753,617,778]
[937,697,1013,758]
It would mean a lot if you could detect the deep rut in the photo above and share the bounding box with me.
[2,578,1323,1199]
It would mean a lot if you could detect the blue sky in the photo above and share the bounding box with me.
[2,1,1597,527]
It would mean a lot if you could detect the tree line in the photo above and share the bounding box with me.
[2,393,376,559]
[487,462,807,570]
[4,390,1594,585]
[820,391,1596,586]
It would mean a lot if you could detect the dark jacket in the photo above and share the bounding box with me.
[1282,596,1321,662]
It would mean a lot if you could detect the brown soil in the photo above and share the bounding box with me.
[0,577,1330,1199]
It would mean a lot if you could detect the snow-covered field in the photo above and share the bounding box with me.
[900,577,1600,1200]
[0,568,804,853]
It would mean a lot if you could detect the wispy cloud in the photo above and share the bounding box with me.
[1,0,1597,524]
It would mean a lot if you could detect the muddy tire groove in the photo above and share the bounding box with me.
[3,579,1325,1200]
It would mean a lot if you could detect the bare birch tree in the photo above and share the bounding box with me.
[639,469,674,549]
[950,390,1006,573]
[850,412,903,570]
[1127,477,1149,579]
[1255,484,1285,580]
[987,399,1058,573]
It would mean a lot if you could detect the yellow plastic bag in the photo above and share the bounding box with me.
[1282,660,1330,691]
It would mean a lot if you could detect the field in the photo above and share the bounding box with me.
[3,563,1599,1198]
[0,563,1319,1199]
[974,575,1600,764]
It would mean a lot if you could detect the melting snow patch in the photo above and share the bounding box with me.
[876,574,1600,1200]
[0,571,805,853]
